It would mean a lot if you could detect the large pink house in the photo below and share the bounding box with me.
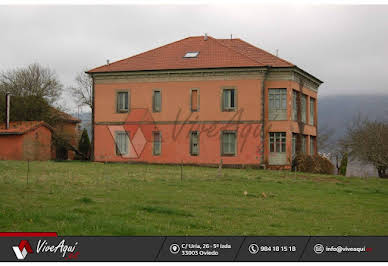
[87,35,322,168]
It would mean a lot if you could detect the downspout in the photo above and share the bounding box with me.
[260,66,271,168]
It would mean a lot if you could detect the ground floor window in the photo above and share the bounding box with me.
[310,136,316,155]
[190,131,199,155]
[292,133,297,156]
[221,131,236,155]
[269,132,286,153]
[115,131,129,155]
[301,135,307,154]
[153,131,161,155]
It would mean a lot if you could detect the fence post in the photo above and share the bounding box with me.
[26,160,30,185]
[218,159,223,177]
[180,160,183,181]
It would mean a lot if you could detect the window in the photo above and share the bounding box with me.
[301,94,307,123]
[268,88,287,120]
[222,88,237,111]
[153,131,161,155]
[292,91,307,123]
[292,90,297,121]
[115,131,129,155]
[310,136,316,155]
[310,98,315,126]
[153,90,162,112]
[292,133,297,157]
[116,91,129,112]
[221,131,236,155]
[184,52,199,58]
[190,131,199,155]
[301,135,307,154]
[190,89,199,112]
[269,132,286,153]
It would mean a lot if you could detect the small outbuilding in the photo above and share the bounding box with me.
[0,121,53,161]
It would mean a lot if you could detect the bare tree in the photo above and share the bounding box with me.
[69,71,93,110]
[317,124,335,152]
[0,63,62,104]
[345,115,388,178]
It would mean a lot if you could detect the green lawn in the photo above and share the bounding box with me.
[0,160,387,236]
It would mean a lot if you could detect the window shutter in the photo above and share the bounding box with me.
[234,89,238,109]
[221,90,226,111]
[116,93,120,113]
[153,91,161,112]
[231,133,236,154]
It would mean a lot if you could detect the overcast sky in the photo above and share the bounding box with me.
[0,4,387,111]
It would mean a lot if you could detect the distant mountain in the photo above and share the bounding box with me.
[318,94,388,140]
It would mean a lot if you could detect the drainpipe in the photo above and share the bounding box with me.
[260,66,271,168]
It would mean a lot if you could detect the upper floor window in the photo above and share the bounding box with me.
[221,131,236,156]
[292,91,307,123]
[269,132,286,153]
[222,88,237,111]
[301,95,307,123]
[153,131,161,155]
[292,90,297,121]
[309,98,315,126]
[268,88,287,120]
[190,89,199,112]
[115,131,129,155]
[190,131,199,155]
[116,91,129,113]
[153,90,162,112]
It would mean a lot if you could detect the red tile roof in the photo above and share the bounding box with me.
[0,121,53,135]
[87,36,295,73]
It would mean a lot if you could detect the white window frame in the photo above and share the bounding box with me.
[268,88,287,120]
[222,88,237,111]
[269,132,286,153]
[221,131,237,156]
[190,131,199,155]
[153,90,162,113]
[153,131,162,155]
[115,131,129,155]
[116,91,129,113]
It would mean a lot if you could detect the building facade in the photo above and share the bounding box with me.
[88,36,322,168]
[0,121,53,161]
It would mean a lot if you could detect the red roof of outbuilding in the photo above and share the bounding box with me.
[87,36,295,73]
[0,121,53,135]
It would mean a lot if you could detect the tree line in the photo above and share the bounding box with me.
[0,63,91,160]
[0,63,387,177]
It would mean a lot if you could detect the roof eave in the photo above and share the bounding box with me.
[86,66,273,75]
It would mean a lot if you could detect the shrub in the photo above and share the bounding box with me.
[78,128,91,160]
[293,154,334,174]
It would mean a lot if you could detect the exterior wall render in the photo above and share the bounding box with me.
[92,70,320,167]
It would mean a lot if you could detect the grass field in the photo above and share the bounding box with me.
[0,160,388,236]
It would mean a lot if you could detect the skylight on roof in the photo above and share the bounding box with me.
[184,52,199,58]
